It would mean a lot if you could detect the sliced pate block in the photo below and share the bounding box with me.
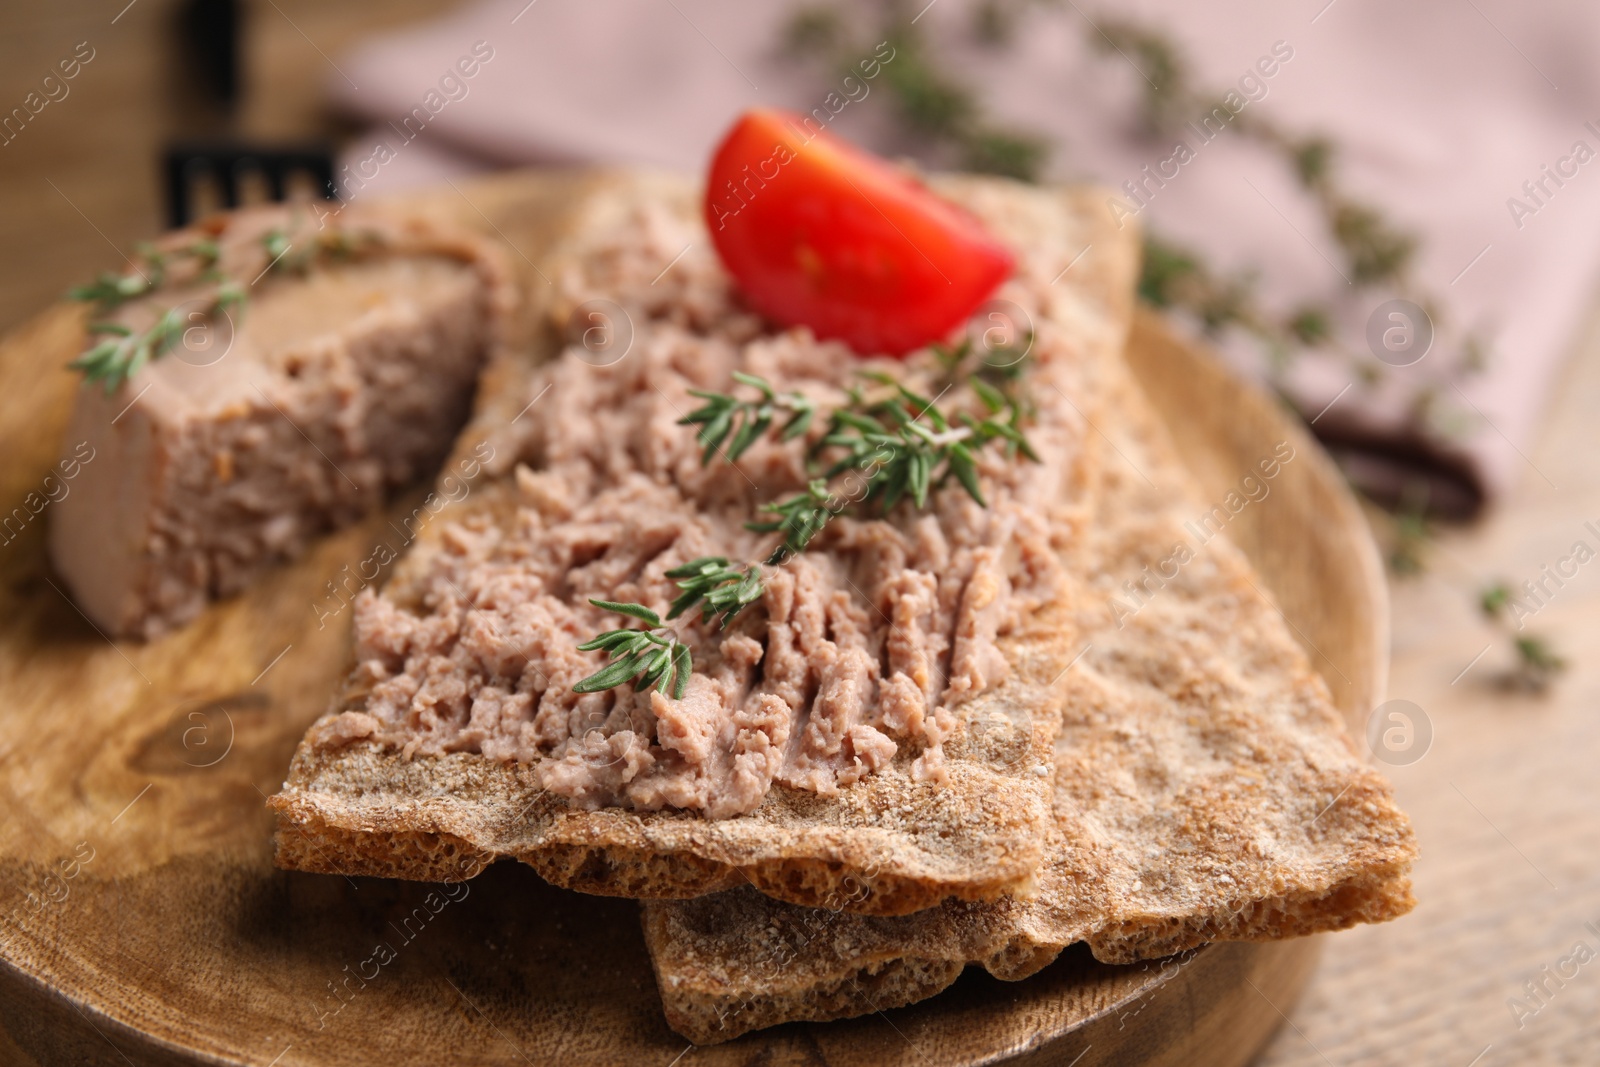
[641,355,1417,1044]
[269,173,1141,915]
[49,205,512,638]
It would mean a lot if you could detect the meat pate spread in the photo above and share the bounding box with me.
[49,205,508,638]
[314,191,1092,818]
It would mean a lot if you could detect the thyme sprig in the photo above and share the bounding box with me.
[1385,484,1433,577]
[733,371,1036,562]
[68,234,240,392]
[572,601,692,699]
[933,335,1039,435]
[748,375,1036,563]
[69,264,164,309]
[682,367,1037,565]
[779,4,1050,181]
[1084,16,1490,450]
[67,223,386,393]
[680,371,816,464]
[666,557,765,629]
[706,370,1039,561]
[258,226,384,276]
[68,239,221,312]
[1479,582,1568,694]
[1088,20,1418,281]
[571,559,762,695]
[70,281,245,394]
[574,368,1038,697]
[749,479,835,564]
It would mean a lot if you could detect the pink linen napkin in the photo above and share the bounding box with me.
[324,0,1600,517]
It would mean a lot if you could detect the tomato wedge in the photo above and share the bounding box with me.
[704,109,1015,358]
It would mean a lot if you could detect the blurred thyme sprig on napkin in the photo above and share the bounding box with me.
[1086,21,1424,361]
[1085,16,1492,454]
[1091,21,1418,284]
[780,2,1051,180]
[1087,17,1499,576]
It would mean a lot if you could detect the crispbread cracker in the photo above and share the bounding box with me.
[270,173,1141,915]
[641,347,1417,1043]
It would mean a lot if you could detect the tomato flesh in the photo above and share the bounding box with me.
[704,109,1015,358]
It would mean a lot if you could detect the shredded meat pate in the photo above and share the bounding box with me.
[312,192,1089,818]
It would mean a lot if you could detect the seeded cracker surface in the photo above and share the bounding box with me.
[641,348,1417,1043]
[270,172,1140,914]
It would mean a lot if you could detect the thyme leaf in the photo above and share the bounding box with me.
[69,280,246,394]
[777,5,1050,182]
[572,600,692,699]
[665,556,765,629]
[736,367,1038,561]
[67,222,385,392]
[1478,581,1569,694]
[748,479,837,563]
[679,372,815,464]
[570,556,763,699]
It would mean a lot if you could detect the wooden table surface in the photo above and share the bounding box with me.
[2,2,1599,1064]
[1255,303,1600,1066]
[0,0,467,334]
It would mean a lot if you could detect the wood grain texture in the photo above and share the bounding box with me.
[1255,305,1600,1067]
[0,176,1386,1066]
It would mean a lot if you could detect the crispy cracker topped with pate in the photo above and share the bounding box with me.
[270,171,1139,914]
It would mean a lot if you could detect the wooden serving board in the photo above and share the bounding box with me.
[0,174,1386,1067]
